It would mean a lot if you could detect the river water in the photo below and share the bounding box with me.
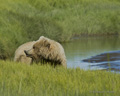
[62,36,120,72]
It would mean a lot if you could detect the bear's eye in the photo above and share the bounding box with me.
[33,46,35,49]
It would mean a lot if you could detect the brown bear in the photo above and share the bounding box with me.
[14,41,36,64]
[24,36,67,68]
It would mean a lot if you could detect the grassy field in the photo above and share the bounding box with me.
[0,0,120,59]
[0,60,120,96]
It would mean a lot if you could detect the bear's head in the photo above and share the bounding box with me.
[24,36,53,60]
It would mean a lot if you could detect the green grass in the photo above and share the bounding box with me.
[0,60,120,96]
[0,0,120,58]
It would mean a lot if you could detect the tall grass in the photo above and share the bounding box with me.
[0,60,120,96]
[0,0,120,58]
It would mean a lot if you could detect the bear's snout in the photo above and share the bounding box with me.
[24,50,33,58]
[24,50,29,56]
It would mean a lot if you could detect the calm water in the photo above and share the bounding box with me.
[62,36,120,72]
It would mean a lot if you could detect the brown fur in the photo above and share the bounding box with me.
[25,36,67,68]
[14,41,36,64]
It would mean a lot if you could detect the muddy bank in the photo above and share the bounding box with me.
[82,51,120,72]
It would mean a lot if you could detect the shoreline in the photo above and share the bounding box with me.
[71,34,119,41]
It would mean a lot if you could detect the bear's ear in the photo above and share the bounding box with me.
[46,43,50,48]
[39,36,45,40]
[37,36,45,42]
[44,40,51,48]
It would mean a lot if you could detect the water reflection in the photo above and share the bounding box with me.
[62,36,120,72]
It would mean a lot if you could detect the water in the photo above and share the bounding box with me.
[62,36,120,72]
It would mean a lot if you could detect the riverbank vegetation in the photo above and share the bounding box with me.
[0,0,120,58]
[0,60,120,96]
